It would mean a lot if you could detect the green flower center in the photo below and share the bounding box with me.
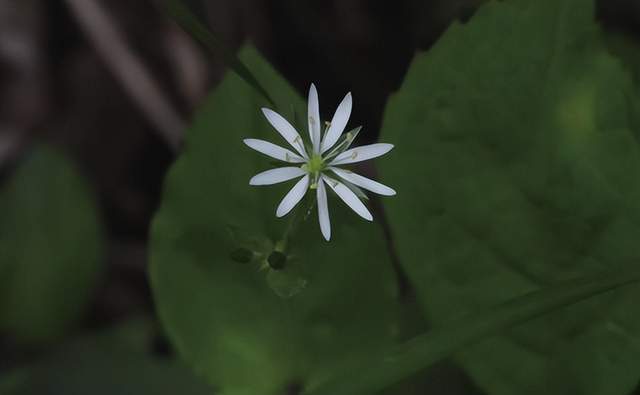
[305,154,326,174]
[303,154,326,190]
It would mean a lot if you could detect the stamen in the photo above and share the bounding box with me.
[323,138,349,160]
[351,151,358,160]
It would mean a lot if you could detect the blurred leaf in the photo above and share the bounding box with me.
[306,268,640,395]
[8,326,212,395]
[0,369,28,395]
[379,0,640,394]
[86,315,158,354]
[150,47,401,395]
[0,145,104,344]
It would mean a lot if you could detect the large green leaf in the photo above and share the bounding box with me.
[380,0,640,394]
[0,146,104,344]
[150,47,400,395]
[306,268,640,395]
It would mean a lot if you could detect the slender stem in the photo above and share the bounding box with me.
[165,0,277,108]
[277,192,316,251]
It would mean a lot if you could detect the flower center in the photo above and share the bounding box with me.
[306,154,326,174]
[303,154,326,190]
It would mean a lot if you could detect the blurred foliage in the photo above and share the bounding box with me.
[149,47,403,395]
[607,32,640,87]
[2,318,213,395]
[0,145,104,344]
[380,0,640,395]
[165,0,276,107]
[1,0,638,394]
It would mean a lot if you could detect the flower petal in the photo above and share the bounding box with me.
[308,84,321,154]
[317,177,331,241]
[261,108,308,158]
[321,92,352,153]
[276,175,310,217]
[330,167,396,196]
[322,175,373,221]
[243,139,306,163]
[329,143,394,165]
[340,179,369,201]
[249,167,306,186]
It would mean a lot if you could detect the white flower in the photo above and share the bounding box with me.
[244,84,396,241]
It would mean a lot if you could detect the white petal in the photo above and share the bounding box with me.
[329,143,394,165]
[322,175,373,221]
[308,84,321,154]
[261,108,308,158]
[330,167,396,196]
[340,179,369,201]
[250,167,306,186]
[276,175,309,217]
[316,177,331,241]
[321,92,352,153]
[243,139,306,163]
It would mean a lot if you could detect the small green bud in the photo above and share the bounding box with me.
[230,248,253,263]
[267,251,287,270]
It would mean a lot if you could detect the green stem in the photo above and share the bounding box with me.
[164,0,276,107]
[277,192,316,252]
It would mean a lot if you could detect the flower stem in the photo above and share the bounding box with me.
[277,192,316,252]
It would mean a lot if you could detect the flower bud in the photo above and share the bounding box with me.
[267,251,287,270]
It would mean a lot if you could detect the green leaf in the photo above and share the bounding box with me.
[150,47,400,395]
[0,369,28,395]
[0,145,104,344]
[379,0,640,394]
[306,268,640,395]
[8,324,213,395]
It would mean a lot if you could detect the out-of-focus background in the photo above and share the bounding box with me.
[0,0,639,393]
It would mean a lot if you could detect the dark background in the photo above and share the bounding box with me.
[0,0,639,392]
